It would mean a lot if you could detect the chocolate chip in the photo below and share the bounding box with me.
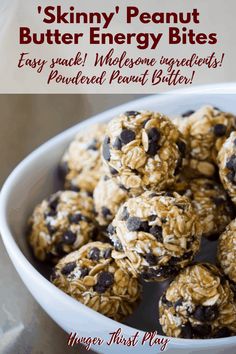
[161,294,173,307]
[69,213,85,223]
[182,110,195,117]
[213,124,227,137]
[193,305,218,322]
[46,222,56,235]
[181,323,193,339]
[214,327,231,338]
[139,221,150,232]
[109,167,118,175]
[93,284,106,293]
[161,217,167,224]
[145,252,157,265]
[141,268,157,281]
[62,230,76,244]
[149,225,163,243]
[61,262,76,275]
[124,111,140,117]
[147,143,159,156]
[141,265,177,281]
[87,139,98,150]
[113,137,122,150]
[193,306,206,322]
[102,136,111,161]
[204,305,219,321]
[174,298,183,309]
[127,217,141,231]
[104,248,112,259]
[158,265,178,278]
[176,140,186,157]
[192,324,211,337]
[147,127,161,142]
[120,207,129,221]
[48,195,59,211]
[102,207,111,218]
[88,247,100,261]
[94,271,114,293]
[146,128,161,156]
[113,239,123,252]
[107,224,116,235]
[80,267,89,278]
[226,154,236,171]
[120,129,136,145]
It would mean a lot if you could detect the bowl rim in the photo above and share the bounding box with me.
[1,82,236,348]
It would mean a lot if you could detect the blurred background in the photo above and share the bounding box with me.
[0,94,143,354]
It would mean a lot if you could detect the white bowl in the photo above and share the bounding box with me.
[1,84,236,354]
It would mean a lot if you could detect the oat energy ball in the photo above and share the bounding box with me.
[109,191,202,281]
[174,177,234,239]
[217,220,236,284]
[51,242,141,321]
[94,175,128,226]
[28,191,96,262]
[102,111,186,195]
[159,263,236,338]
[176,106,236,177]
[60,124,106,193]
[218,131,236,204]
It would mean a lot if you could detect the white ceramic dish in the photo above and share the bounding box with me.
[1,83,236,354]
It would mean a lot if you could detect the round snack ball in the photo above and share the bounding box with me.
[102,111,186,195]
[175,106,236,177]
[173,177,234,239]
[28,191,96,262]
[159,263,236,338]
[217,219,236,284]
[109,191,202,282]
[60,124,106,194]
[218,131,236,204]
[51,242,141,321]
[94,175,128,226]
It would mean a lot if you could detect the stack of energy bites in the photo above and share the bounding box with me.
[27,107,236,339]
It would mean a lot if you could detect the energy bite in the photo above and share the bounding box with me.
[109,191,202,281]
[218,131,236,204]
[102,111,186,195]
[217,220,236,284]
[28,190,96,262]
[60,124,106,193]
[175,106,236,177]
[173,177,234,239]
[159,263,236,338]
[51,242,141,321]
[94,175,128,226]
